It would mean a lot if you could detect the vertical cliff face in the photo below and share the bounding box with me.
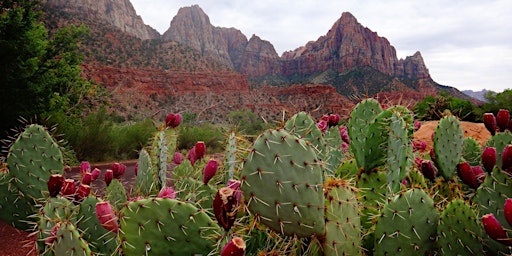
[44,0,159,40]
[239,35,282,77]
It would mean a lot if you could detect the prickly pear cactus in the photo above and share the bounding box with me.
[134,149,158,196]
[433,115,464,180]
[241,129,325,237]
[347,98,383,169]
[284,111,326,154]
[105,179,127,210]
[224,131,238,182]
[119,198,221,255]
[357,169,387,229]
[485,131,512,167]
[374,189,439,255]
[6,124,64,200]
[364,109,393,171]
[462,137,482,166]
[0,172,33,230]
[386,112,410,192]
[323,179,361,256]
[46,222,92,256]
[437,199,482,255]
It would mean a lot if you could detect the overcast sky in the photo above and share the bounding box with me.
[131,0,512,92]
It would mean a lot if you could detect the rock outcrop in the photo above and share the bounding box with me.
[44,0,159,40]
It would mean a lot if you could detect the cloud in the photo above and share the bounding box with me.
[130,0,512,92]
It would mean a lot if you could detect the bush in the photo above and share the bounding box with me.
[178,123,224,153]
[413,93,475,121]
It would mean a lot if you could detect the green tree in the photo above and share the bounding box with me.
[0,0,107,135]
[413,92,475,121]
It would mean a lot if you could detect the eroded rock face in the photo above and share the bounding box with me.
[44,0,159,40]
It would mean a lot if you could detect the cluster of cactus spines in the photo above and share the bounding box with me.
[241,128,325,237]
[437,199,482,255]
[323,178,361,256]
[374,189,440,255]
[433,115,464,180]
[118,198,221,255]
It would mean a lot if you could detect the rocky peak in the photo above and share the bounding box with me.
[398,51,430,79]
[239,35,281,76]
[43,0,159,40]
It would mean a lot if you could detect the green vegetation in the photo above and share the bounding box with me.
[413,92,475,121]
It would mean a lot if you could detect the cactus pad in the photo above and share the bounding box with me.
[433,116,464,180]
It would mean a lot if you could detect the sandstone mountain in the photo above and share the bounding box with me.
[41,1,474,123]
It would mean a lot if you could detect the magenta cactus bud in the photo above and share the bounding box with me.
[75,184,91,202]
[111,162,126,179]
[173,152,182,165]
[328,114,340,127]
[414,120,422,131]
[81,172,93,185]
[496,109,510,132]
[471,166,486,185]
[44,222,61,245]
[221,237,246,256]
[195,141,206,160]
[502,145,512,172]
[203,159,219,185]
[61,179,77,196]
[483,113,497,135]
[48,174,64,197]
[104,169,114,186]
[457,162,479,189]
[321,115,329,122]
[482,213,512,245]
[420,160,438,181]
[187,147,198,166]
[317,120,328,133]
[157,186,177,199]
[339,125,350,144]
[79,161,91,175]
[91,168,101,180]
[213,187,239,231]
[95,201,119,233]
[504,198,512,227]
[165,113,182,128]
[482,146,497,173]
[412,140,427,152]
[341,142,349,153]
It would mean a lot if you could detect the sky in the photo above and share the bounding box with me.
[130,0,512,92]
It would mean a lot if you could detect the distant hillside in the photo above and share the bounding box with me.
[462,89,492,102]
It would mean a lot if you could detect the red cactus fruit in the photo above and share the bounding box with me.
[420,160,438,181]
[482,213,512,245]
[173,152,182,165]
[502,145,512,172]
[187,147,198,166]
[414,120,422,131]
[104,169,114,186]
[482,146,497,173]
[157,186,177,199]
[165,113,182,128]
[483,113,497,135]
[111,162,126,179]
[195,141,206,160]
[203,159,219,185]
[213,187,239,231]
[471,165,486,185]
[81,172,93,185]
[95,201,119,233]
[504,198,512,227]
[91,168,101,180]
[339,125,350,144]
[412,140,427,152]
[48,174,64,197]
[328,114,340,127]
[496,109,510,132]
[44,222,61,245]
[321,115,329,122]
[61,179,77,196]
[227,179,243,203]
[75,184,91,202]
[317,120,328,133]
[79,161,91,175]
[221,237,246,256]
[457,162,479,189]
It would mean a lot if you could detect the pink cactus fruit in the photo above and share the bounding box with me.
[502,145,512,173]
[496,109,510,132]
[81,172,93,185]
[75,184,91,202]
[203,159,219,185]
[321,115,329,122]
[504,198,512,227]
[412,140,427,152]
[471,165,486,185]
[95,201,119,233]
[48,174,64,197]
[457,162,479,189]
[165,113,182,128]
[111,162,126,179]
[61,179,77,196]
[328,114,340,127]
[420,160,438,181]
[414,120,422,131]
[317,120,328,134]
[482,146,497,173]
[44,222,61,245]
[482,213,512,245]
[213,187,239,231]
[195,141,206,160]
[221,237,246,256]
[91,168,101,180]
[173,152,182,165]
[483,113,497,135]
[339,125,350,144]
[227,179,243,203]
[104,169,114,186]
[187,146,198,166]
[157,186,177,199]
[79,161,91,175]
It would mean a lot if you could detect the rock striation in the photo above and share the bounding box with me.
[44,0,159,40]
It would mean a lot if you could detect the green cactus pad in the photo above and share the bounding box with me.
[0,173,33,230]
[119,198,221,255]
[335,158,359,179]
[6,124,64,200]
[323,179,361,256]
[174,176,216,210]
[347,98,383,169]
[224,131,238,182]
[37,197,77,254]
[323,126,345,174]
[462,137,482,166]
[105,179,127,210]
[241,129,325,237]
[374,189,439,256]
[485,131,512,168]
[437,199,482,255]
[357,169,387,229]
[364,109,393,171]
[134,149,158,196]
[433,116,464,180]
[48,222,92,256]
[284,111,326,154]
[386,112,410,193]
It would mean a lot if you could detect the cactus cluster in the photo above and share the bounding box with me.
[2,105,512,255]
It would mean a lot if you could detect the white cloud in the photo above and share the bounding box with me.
[130,0,512,92]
